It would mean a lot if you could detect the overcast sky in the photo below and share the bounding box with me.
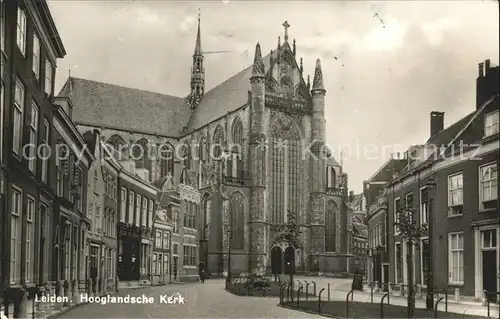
[48,0,499,193]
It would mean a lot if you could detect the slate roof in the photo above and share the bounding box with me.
[59,78,190,137]
[186,53,272,132]
[367,158,407,183]
[426,112,475,146]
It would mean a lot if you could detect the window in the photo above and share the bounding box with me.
[479,163,497,208]
[32,33,41,78]
[41,120,50,183]
[10,188,22,284]
[484,110,499,137]
[183,246,189,265]
[120,188,126,222]
[148,199,154,229]
[395,243,402,284]
[13,79,25,155]
[481,229,497,249]
[420,187,428,225]
[28,101,39,173]
[448,233,464,284]
[16,7,27,55]
[1,0,5,55]
[142,197,147,227]
[394,197,401,234]
[128,191,134,224]
[190,246,196,266]
[155,230,162,248]
[172,209,179,234]
[135,194,141,226]
[420,238,429,285]
[152,253,157,274]
[95,206,101,234]
[163,231,170,249]
[41,205,50,283]
[25,197,35,283]
[164,256,169,275]
[448,173,463,215]
[405,193,414,223]
[88,202,93,231]
[45,60,53,96]
[157,253,163,275]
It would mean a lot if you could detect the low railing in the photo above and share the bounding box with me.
[224,176,246,186]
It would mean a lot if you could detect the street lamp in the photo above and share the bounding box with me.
[425,175,436,311]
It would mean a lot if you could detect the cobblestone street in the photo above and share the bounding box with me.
[59,279,320,318]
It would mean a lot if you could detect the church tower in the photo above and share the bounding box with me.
[308,58,327,265]
[190,14,204,97]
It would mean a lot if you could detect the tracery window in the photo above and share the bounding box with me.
[133,138,151,180]
[212,125,225,159]
[269,114,301,224]
[159,143,174,177]
[325,200,337,252]
[182,143,191,169]
[229,192,245,250]
[228,117,244,179]
[106,134,127,160]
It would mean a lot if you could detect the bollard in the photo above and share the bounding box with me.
[328,283,331,301]
[297,286,303,308]
[434,297,444,318]
[370,283,374,303]
[346,290,354,319]
[312,281,317,296]
[305,282,311,301]
[444,290,448,313]
[380,293,389,318]
[317,288,326,314]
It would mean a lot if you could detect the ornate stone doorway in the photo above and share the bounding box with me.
[271,246,283,275]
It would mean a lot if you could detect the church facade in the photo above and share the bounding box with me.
[61,19,353,276]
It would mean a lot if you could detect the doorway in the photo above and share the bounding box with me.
[284,247,295,275]
[172,256,178,281]
[271,246,283,275]
[483,251,497,302]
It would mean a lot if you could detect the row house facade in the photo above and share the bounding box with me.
[365,157,407,286]
[81,128,118,293]
[114,147,158,283]
[1,0,68,315]
[154,165,201,282]
[385,61,499,301]
[152,195,173,284]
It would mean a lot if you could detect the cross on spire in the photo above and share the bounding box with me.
[282,20,290,42]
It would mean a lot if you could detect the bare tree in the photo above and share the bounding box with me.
[394,198,427,319]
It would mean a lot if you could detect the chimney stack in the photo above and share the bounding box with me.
[479,62,484,77]
[476,59,499,109]
[430,111,445,137]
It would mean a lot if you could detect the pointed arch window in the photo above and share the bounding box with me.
[133,139,151,179]
[159,143,174,177]
[107,134,127,160]
[229,192,245,250]
[325,200,338,252]
[213,125,225,159]
[182,143,191,169]
[269,115,301,224]
[228,118,244,179]
[199,137,207,162]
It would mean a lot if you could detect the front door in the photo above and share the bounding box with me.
[383,265,389,292]
[173,256,178,281]
[483,250,497,302]
[271,246,283,275]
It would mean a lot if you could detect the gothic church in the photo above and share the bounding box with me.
[60,18,353,275]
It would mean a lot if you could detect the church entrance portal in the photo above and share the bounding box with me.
[284,247,295,275]
[271,246,283,275]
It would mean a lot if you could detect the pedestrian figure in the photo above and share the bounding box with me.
[200,269,205,283]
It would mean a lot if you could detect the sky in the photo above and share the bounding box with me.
[48,0,499,194]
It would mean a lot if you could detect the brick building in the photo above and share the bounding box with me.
[0,0,67,315]
[365,157,406,286]
[385,60,499,301]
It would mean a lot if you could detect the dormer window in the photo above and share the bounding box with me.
[484,110,499,137]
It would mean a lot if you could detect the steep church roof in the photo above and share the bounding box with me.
[59,77,189,137]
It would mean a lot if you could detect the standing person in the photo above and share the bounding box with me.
[200,269,205,283]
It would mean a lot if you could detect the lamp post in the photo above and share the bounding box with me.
[426,176,436,310]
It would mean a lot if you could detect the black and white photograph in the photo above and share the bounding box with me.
[0,0,498,318]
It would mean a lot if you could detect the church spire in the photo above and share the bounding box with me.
[194,13,202,55]
[311,58,325,92]
[190,12,204,98]
[251,42,265,78]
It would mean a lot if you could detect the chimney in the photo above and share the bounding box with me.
[476,59,499,109]
[173,160,182,186]
[430,111,445,137]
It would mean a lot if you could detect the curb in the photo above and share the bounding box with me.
[278,304,340,318]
